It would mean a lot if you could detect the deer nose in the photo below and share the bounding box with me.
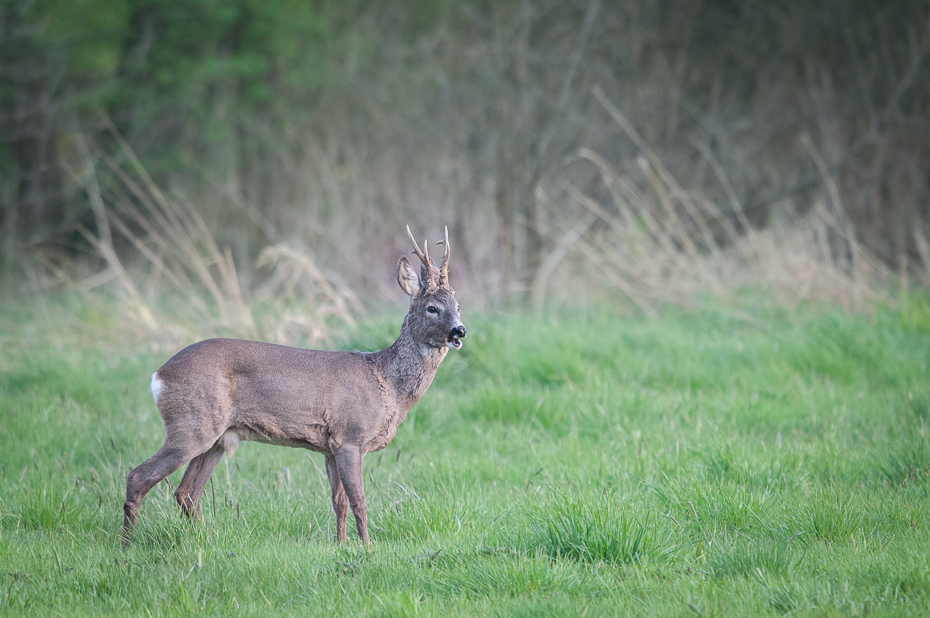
[450,325,467,339]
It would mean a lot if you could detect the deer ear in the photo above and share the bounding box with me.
[397,256,421,297]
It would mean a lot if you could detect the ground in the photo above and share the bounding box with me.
[1,298,929,616]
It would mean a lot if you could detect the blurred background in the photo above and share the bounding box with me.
[2,0,929,338]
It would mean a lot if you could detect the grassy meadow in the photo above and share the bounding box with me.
[1,296,930,616]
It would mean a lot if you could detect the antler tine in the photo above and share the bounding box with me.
[406,225,437,288]
[406,225,426,262]
[437,226,451,286]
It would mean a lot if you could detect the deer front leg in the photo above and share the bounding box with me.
[335,445,369,547]
[324,454,349,543]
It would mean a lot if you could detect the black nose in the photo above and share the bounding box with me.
[451,325,467,339]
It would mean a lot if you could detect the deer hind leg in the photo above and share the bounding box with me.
[325,454,349,544]
[174,443,225,520]
[335,445,369,547]
[122,444,195,543]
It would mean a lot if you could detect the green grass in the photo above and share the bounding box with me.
[1,297,930,616]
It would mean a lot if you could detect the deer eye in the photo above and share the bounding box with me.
[427,305,439,314]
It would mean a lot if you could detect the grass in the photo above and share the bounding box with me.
[1,295,929,616]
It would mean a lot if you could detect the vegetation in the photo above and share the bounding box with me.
[2,2,930,615]
[3,0,930,308]
[1,296,928,615]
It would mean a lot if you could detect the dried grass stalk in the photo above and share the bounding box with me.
[255,244,361,345]
[550,90,890,317]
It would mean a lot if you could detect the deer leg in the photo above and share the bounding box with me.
[335,445,369,547]
[325,454,349,543]
[122,445,193,543]
[174,444,225,520]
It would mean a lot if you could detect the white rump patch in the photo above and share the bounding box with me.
[150,373,163,405]
[218,430,240,457]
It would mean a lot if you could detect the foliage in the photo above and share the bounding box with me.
[2,0,930,306]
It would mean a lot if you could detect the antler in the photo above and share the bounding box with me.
[406,225,437,289]
[437,226,450,287]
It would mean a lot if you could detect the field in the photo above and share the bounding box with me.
[1,297,930,616]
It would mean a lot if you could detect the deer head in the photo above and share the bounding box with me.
[397,226,466,350]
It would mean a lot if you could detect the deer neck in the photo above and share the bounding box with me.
[376,316,447,410]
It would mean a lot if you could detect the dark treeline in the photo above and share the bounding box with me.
[2,0,929,304]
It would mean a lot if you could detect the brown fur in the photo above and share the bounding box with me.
[121,229,465,546]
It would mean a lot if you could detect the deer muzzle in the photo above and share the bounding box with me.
[447,324,467,349]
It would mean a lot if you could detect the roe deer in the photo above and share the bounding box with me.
[122,227,466,546]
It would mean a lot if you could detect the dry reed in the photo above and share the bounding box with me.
[532,88,890,318]
[59,120,360,343]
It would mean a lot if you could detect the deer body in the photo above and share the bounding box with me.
[122,228,464,546]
